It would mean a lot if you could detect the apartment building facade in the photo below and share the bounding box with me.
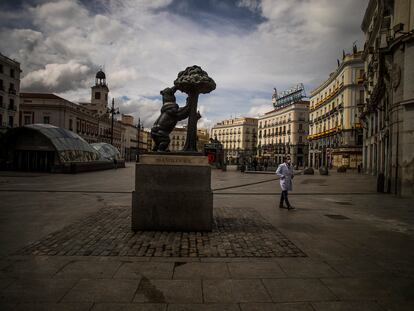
[211,117,257,162]
[258,100,309,167]
[361,0,414,195]
[309,50,365,169]
[0,53,20,128]
[169,127,210,152]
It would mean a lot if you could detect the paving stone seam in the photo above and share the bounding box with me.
[214,192,378,195]
[53,260,76,277]
[87,302,95,311]
[259,278,274,303]
[321,260,350,278]
[110,261,125,279]
[309,300,388,310]
[57,278,81,304]
[131,277,144,303]
[200,276,205,304]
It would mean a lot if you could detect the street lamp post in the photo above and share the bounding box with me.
[137,118,144,161]
[109,98,120,146]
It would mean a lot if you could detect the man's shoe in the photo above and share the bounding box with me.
[287,205,295,210]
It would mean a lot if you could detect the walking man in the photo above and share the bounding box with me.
[276,156,294,210]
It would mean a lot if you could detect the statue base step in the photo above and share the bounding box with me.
[131,154,212,231]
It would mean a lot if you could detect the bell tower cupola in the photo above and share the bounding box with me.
[95,70,106,86]
[90,69,109,116]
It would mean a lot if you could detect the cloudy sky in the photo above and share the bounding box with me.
[0,0,369,129]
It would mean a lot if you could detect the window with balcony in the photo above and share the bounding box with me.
[8,98,14,110]
[9,82,16,94]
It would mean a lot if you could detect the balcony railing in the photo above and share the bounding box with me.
[311,82,344,112]
[307,126,341,140]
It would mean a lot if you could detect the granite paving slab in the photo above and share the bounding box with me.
[203,279,271,303]
[0,278,78,303]
[262,278,336,302]
[240,302,314,311]
[133,279,202,303]
[167,304,239,311]
[91,303,166,311]
[62,279,139,302]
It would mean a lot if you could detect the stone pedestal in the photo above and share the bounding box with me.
[131,154,212,231]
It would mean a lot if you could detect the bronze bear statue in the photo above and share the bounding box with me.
[150,87,191,152]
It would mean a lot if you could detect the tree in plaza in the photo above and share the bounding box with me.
[174,65,216,152]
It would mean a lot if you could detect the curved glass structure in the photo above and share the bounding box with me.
[23,124,101,163]
[91,142,121,161]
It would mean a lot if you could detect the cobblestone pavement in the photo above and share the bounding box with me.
[16,206,306,258]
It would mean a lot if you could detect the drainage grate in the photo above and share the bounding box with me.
[325,214,350,220]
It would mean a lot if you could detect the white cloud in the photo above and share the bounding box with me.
[115,96,162,129]
[21,60,94,92]
[30,0,91,30]
[1,0,369,127]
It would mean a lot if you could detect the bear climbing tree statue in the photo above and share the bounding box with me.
[174,65,216,152]
[150,87,191,152]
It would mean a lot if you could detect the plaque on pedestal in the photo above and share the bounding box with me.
[131,154,213,231]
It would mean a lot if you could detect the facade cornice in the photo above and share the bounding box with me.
[0,53,21,67]
[20,100,98,118]
[310,55,363,97]
[259,101,309,120]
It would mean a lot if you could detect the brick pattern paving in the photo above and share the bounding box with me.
[16,207,306,257]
